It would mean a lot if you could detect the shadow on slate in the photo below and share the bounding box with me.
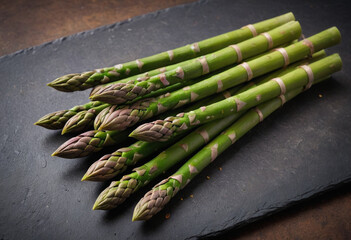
[0,0,350,239]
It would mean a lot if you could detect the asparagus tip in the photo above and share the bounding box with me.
[92,188,112,210]
[81,174,88,182]
[52,147,65,157]
[81,172,96,182]
[33,119,47,127]
[61,127,68,135]
[132,204,147,221]
[92,200,104,210]
[128,132,136,138]
[132,208,147,221]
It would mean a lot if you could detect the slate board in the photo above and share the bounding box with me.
[0,0,350,239]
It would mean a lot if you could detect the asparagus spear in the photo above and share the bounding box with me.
[52,129,131,158]
[130,31,341,142]
[96,26,339,132]
[247,50,326,86]
[88,63,189,97]
[34,101,108,130]
[48,13,295,92]
[93,111,245,210]
[132,73,334,221]
[90,22,301,104]
[82,135,183,182]
[89,56,220,100]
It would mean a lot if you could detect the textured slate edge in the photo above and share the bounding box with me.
[190,178,351,239]
[0,0,207,61]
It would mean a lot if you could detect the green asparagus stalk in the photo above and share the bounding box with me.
[129,31,341,142]
[52,129,131,158]
[90,22,301,104]
[48,13,295,92]
[96,27,339,132]
[93,111,246,210]
[246,50,326,86]
[231,50,327,95]
[81,141,161,181]
[132,73,333,221]
[34,101,108,130]
[89,55,224,99]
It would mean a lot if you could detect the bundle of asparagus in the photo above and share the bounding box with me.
[82,49,326,182]
[35,12,343,222]
[92,53,341,210]
[52,27,338,157]
[133,55,342,221]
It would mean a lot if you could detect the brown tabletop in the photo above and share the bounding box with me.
[1,0,350,239]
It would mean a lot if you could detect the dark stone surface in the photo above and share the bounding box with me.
[0,0,350,239]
